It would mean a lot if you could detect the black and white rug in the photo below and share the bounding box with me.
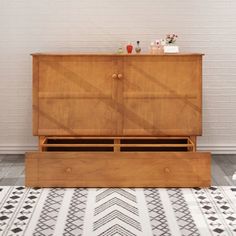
[0,187,236,235]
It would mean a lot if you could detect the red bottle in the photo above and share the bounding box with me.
[126,43,133,53]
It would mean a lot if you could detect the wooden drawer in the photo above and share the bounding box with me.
[25,151,211,187]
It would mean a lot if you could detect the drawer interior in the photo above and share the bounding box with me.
[40,136,195,152]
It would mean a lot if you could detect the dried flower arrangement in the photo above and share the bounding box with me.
[165,33,178,44]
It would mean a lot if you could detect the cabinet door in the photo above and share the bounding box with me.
[122,56,202,136]
[35,56,119,136]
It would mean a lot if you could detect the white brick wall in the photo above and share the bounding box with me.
[0,0,236,153]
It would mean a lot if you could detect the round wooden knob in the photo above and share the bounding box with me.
[117,74,123,79]
[112,73,117,79]
[65,167,72,173]
[164,167,170,173]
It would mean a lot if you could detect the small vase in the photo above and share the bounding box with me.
[117,47,124,54]
[150,45,158,54]
[150,45,164,54]
[126,43,133,54]
[135,41,141,53]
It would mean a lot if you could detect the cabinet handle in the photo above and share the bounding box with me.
[164,167,170,173]
[65,167,72,173]
[112,73,117,79]
[117,74,123,79]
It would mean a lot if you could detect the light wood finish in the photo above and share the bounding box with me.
[39,136,46,151]
[31,53,204,56]
[25,156,38,187]
[122,56,202,136]
[114,139,120,152]
[45,136,191,140]
[37,56,119,136]
[32,54,202,136]
[190,136,197,151]
[117,73,123,79]
[112,73,118,79]
[42,143,193,148]
[40,136,194,151]
[39,92,111,99]
[25,152,211,187]
[27,53,211,187]
[1,154,234,187]
[32,57,39,135]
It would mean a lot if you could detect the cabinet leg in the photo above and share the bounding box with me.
[39,136,46,151]
[114,139,120,152]
[190,136,197,152]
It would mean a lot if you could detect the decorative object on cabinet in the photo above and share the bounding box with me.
[164,33,179,53]
[150,40,163,54]
[149,41,158,54]
[25,53,211,187]
[165,33,178,44]
[135,41,141,53]
[126,42,133,53]
[117,47,124,54]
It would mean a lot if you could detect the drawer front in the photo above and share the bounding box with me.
[25,151,211,187]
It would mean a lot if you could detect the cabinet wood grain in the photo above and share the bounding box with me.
[27,53,211,187]
[26,151,211,187]
[33,54,202,136]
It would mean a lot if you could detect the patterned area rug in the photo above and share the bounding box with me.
[0,187,236,236]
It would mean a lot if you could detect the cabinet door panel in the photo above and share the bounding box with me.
[123,56,202,136]
[38,99,117,135]
[121,99,160,136]
[37,56,119,135]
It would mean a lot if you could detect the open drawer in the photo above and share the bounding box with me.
[25,136,211,187]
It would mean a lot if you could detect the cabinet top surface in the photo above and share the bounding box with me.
[31,52,204,56]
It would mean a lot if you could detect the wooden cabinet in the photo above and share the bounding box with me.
[33,54,202,136]
[26,53,211,187]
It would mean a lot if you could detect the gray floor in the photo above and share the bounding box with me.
[0,154,236,186]
[0,154,25,186]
